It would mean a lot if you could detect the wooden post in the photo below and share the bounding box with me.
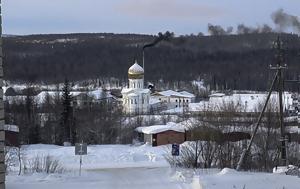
[0,0,5,188]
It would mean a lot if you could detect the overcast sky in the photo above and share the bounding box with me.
[2,0,300,35]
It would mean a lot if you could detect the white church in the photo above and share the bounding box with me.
[121,60,150,114]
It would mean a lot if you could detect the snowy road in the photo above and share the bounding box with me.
[6,167,194,189]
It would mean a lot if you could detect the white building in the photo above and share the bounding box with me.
[121,61,150,114]
[151,90,195,110]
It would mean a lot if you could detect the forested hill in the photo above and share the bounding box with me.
[3,32,300,91]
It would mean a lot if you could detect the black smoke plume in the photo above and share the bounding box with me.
[208,24,233,36]
[271,8,300,33]
[143,31,173,50]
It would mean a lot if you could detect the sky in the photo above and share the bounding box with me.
[2,0,300,35]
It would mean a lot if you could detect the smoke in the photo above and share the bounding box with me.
[207,9,300,36]
[208,23,272,36]
[271,8,300,33]
[143,31,174,50]
[207,24,233,36]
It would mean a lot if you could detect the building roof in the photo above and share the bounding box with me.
[178,91,195,98]
[190,92,293,113]
[4,124,19,132]
[121,88,150,95]
[135,122,185,134]
[128,61,144,75]
[209,93,226,97]
[154,90,195,98]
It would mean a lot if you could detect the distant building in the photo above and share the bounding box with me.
[135,122,185,146]
[4,124,19,147]
[189,92,294,113]
[121,61,150,114]
[151,90,195,110]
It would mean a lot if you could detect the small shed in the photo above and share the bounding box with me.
[135,122,185,146]
[4,124,19,147]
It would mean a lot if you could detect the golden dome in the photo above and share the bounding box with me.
[128,61,144,79]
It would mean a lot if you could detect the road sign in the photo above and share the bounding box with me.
[75,142,87,176]
[172,144,180,156]
[75,143,87,155]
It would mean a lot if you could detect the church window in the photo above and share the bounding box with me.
[175,99,178,102]
[133,83,135,88]
[131,99,133,104]
[135,99,137,104]
[187,100,189,103]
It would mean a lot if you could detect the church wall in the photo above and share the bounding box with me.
[129,79,144,89]
[122,92,150,114]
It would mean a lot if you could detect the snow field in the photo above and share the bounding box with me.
[5,144,300,189]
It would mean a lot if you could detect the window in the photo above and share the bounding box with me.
[187,100,189,103]
[179,99,181,102]
[131,99,133,104]
[133,83,135,88]
[175,99,177,102]
[135,99,137,104]
[159,98,161,101]
[183,100,185,102]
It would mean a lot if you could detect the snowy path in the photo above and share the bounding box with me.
[6,167,194,189]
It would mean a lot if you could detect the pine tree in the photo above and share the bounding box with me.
[60,79,75,145]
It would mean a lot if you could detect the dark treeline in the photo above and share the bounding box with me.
[3,32,300,91]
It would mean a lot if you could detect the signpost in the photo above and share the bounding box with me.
[172,144,180,156]
[75,142,87,176]
[172,144,180,170]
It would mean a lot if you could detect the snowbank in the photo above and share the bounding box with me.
[199,168,300,189]
[19,144,169,170]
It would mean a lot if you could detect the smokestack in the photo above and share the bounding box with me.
[271,8,300,33]
[142,31,173,70]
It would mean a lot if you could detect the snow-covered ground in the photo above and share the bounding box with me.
[6,144,300,189]
[198,168,300,189]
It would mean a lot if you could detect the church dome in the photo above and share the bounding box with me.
[128,61,144,79]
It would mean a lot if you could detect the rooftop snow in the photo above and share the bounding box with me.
[155,90,195,98]
[135,122,185,134]
[4,124,19,132]
[190,92,293,113]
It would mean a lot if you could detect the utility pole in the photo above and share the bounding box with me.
[236,36,288,170]
[270,36,288,166]
[0,0,5,188]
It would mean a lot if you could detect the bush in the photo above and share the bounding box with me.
[25,155,65,174]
